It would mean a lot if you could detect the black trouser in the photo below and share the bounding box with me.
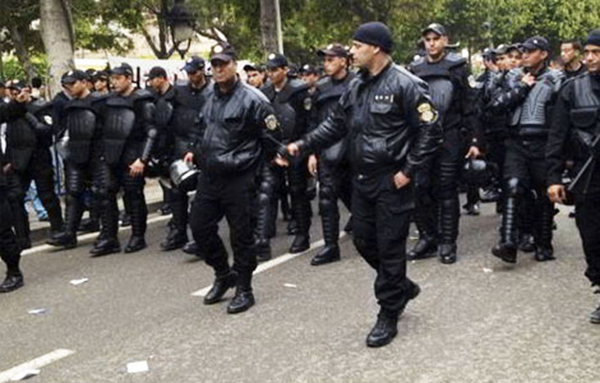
[317,159,352,247]
[575,193,600,286]
[501,138,553,248]
[414,128,462,245]
[94,156,147,242]
[64,161,96,235]
[1,176,23,273]
[352,172,417,314]
[167,184,189,236]
[255,162,284,241]
[287,158,311,236]
[15,148,63,242]
[190,170,257,288]
[485,132,506,189]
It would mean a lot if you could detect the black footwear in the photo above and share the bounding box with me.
[492,242,517,264]
[310,245,340,266]
[366,311,398,348]
[289,234,310,253]
[182,241,201,256]
[124,236,147,253]
[534,246,555,262]
[227,289,255,314]
[0,273,24,293]
[407,236,437,261]
[462,203,480,216]
[480,188,501,203]
[518,234,536,253]
[78,218,100,233]
[204,272,237,305]
[160,229,187,252]
[255,238,272,262]
[159,204,172,216]
[439,244,457,264]
[286,220,299,235]
[46,232,77,249]
[119,212,131,227]
[90,238,121,257]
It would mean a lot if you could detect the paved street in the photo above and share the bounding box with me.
[1,199,599,383]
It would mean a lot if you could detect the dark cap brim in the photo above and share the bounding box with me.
[243,64,257,71]
[210,54,234,64]
[317,49,346,57]
[422,27,446,36]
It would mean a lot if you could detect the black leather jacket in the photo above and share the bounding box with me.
[0,101,26,182]
[298,63,443,177]
[196,79,283,176]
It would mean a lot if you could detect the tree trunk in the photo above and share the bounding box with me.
[9,25,36,81]
[260,0,278,56]
[39,0,75,97]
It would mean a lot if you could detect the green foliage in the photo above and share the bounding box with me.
[1,55,50,82]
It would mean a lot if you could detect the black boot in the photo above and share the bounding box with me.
[311,245,340,266]
[183,241,200,256]
[534,198,555,262]
[492,186,518,264]
[255,238,272,262]
[518,233,536,253]
[46,231,77,249]
[204,271,237,305]
[289,234,310,253]
[366,309,399,348]
[438,198,460,264]
[286,220,299,235]
[408,235,437,260]
[160,227,187,251]
[227,289,255,314]
[591,305,600,324]
[462,202,480,216]
[409,196,438,260]
[0,272,24,293]
[125,236,147,253]
[90,238,121,257]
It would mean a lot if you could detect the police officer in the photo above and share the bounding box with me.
[91,63,157,256]
[287,22,442,347]
[5,80,64,249]
[408,23,481,264]
[93,71,111,96]
[47,70,104,249]
[306,43,354,266]
[490,36,563,264]
[243,63,266,89]
[0,91,29,293]
[189,43,282,314]
[156,57,211,252]
[547,29,600,324]
[261,53,314,254]
[560,40,586,79]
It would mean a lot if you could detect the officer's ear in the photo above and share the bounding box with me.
[541,51,549,61]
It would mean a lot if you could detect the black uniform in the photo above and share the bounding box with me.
[92,89,157,255]
[48,93,104,248]
[490,66,563,262]
[5,100,63,249]
[0,101,27,292]
[189,79,282,298]
[297,63,442,317]
[547,72,600,286]
[155,81,211,251]
[408,52,480,263]
[308,72,355,264]
[260,78,314,253]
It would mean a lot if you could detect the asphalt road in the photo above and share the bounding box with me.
[1,199,599,383]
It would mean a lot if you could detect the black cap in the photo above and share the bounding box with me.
[422,23,447,37]
[300,64,318,75]
[352,22,393,53]
[111,63,134,76]
[482,47,496,59]
[584,29,600,47]
[183,56,206,72]
[266,53,288,69]
[495,44,508,55]
[318,43,349,58]
[146,66,168,80]
[94,71,109,82]
[61,70,90,84]
[521,36,550,52]
[210,44,236,64]
[8,79,25,90]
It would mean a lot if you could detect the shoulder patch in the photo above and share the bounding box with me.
[417,102,438,123]
[265,114,280,131]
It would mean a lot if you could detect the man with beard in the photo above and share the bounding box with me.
[287,22,442,347]
[561,40,586,79]
[408,23,481,264]
[490,36,563,264]
[306,43,354,266]
[91,63,157,256]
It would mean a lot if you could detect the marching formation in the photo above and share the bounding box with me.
[1,21,599,348]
